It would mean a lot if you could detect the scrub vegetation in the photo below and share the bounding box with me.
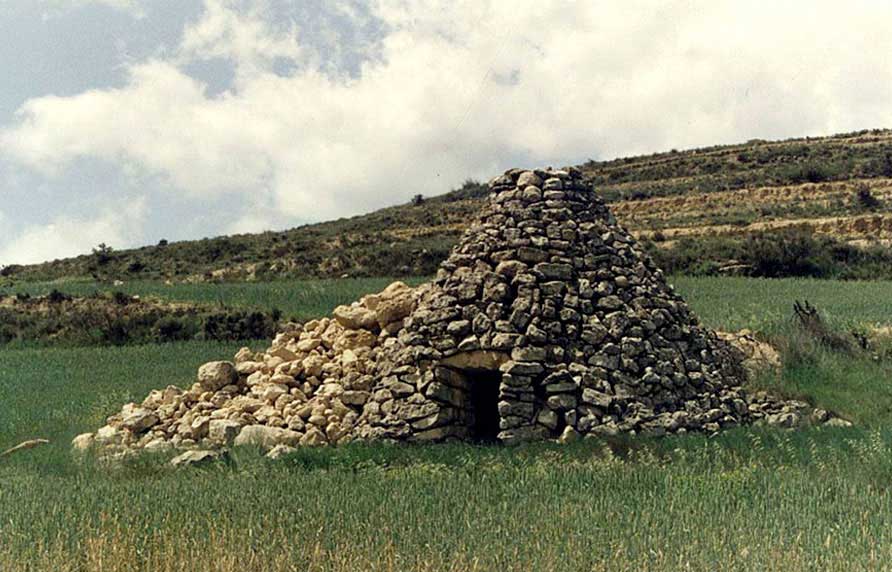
[5,129,892,284]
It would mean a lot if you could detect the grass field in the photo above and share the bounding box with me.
[4,276,892,570]
[674,275,892,331]
[7,274,892,329]
[0,277,428,321]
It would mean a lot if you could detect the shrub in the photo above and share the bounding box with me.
[92,243,114,265]
[650,229,892,280]
[110,291,131,306]
[154,317,195,342]
[865,152,892,177]
[743,229,833,278]
[0,264,20,277]
[778,161,849,185]
[854,184,882,211]
[202,310,279,341]
[101,320,131,346]
[0,323,17,344]
[47,289,71,304]
[627,190,651,201]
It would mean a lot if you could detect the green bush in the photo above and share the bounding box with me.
[744,230,833,277]
[854,184,882,210]
[47,289,71,303]
[202,310,279,341]
[154,317,196,342]
[864,151,892,177]
[650,229,892,280]
[109,291,131,305]
[778,161,843,184]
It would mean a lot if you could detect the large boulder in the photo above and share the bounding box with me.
[374,282,416,328]
[208,419,243,444]
[333,329,378,351]
[71,433,95,452]
[197,361,238,391]
[516,170,543,188]
[266,444,297,460]
[94,424,123,445]
[170,449,226,468]
[141,386,182,409]
[299,426,327,446]
[333,304,378,331]
[120,404,159,433]
[717,330,781,380]
[233,425,302,450]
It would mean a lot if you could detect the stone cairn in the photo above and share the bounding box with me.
[74,167,849,459]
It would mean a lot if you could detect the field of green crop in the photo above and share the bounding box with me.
[6,274,892,329]
[0,277,428,321]
[4,276,892,570]
[674,275,892,332]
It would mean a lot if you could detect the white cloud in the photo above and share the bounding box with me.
[226,209,276,235]
[5,0,892,234]
[0,198,146,265]
[43,0,145,18]
[1,61,274,195]
[88,0,140,10]
[178,0,301,77]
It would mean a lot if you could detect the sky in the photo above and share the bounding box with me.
[2,1,892,265]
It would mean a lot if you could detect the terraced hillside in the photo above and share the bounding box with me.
[597,130,892,245]
[5,128,892,283]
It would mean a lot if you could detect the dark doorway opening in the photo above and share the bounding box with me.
[468,370,501,442]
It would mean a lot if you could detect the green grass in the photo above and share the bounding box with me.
[775,347,892,425]
[0,341,260,453]
[673,275,892,331]
[5,276,892,570]
[8,274,892,329]
[0,277,427,321]
[5,428,892,571]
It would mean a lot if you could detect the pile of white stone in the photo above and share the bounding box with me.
[72,281,422,457]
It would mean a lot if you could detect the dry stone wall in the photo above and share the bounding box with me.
[74,167,848,457]
[357,166,752,443]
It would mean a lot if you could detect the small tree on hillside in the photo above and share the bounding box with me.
[92,243,114,265]
[89,243,115,283]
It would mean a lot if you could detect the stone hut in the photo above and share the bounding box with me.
[78,167,796,455]
[351,167,749,444]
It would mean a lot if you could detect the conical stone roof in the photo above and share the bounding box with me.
[354,167,749,443]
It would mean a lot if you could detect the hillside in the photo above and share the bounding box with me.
[5,128,892,283]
